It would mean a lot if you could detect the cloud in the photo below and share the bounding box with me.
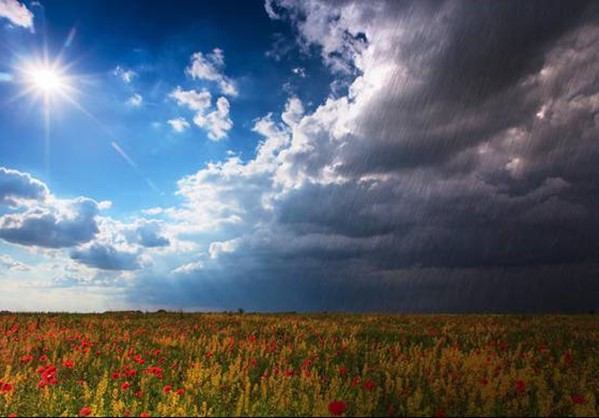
[0,254,31,271]
[0,166,49,206]
[169,87,233,140]
[127,220,170,248]
[209,238,241,259]
[124,1,599,312]
[70,243,140,271]
[167,117,190,133]
[185,49,238,96]
[0,0,34,30]
[169,86,211,112]
[113,66,137,83]
[127,93,143,107]
[172,260,204,275]
[0,197,100,248]
[193,97,232,141]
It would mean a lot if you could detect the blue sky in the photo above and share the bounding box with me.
[1,0,599,312]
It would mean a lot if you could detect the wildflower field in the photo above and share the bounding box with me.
[0,313,597,417]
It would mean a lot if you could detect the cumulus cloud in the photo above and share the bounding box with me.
[169,87,233,140]
[169,86,212,112]
[185,48,238,96]
[0,197,100,248]
[167,117,190,133]
[209,238,241,259]
[70,243,140,271]
[0,167,49,206]
[127,220,170,248]
[193,96,232,141]
[0,0,34,30]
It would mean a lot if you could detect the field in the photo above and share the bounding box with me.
[0,313,598,417]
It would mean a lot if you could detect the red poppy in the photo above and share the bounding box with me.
[363,379,376,391]
[434,410,445,418]
[121,382,131,391]
[481,378,489,385]
[140,412,150,418]
[176,388,185,395]
[338,366,347,376]
[1,382,13,393]
[163,384,172,393]
[20,355,33,363]
[63,360,74,368]
[515,380,526,393]
[328,400,347,416]
[571,395,586,404]
[79,407,92,416]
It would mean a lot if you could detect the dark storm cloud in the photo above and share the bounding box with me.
[0,198,99,248]
[0,167,49,206]
[264,0,599,271]
[132,0,599,312]
[70,243,140,271]
[340,0,598,175]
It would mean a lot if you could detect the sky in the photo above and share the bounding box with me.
[0,0,598,313]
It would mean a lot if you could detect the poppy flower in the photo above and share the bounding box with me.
[140,412,150,418]
[163,384,172,393]
[20,355,33,363]
[121,382,131,391]
[363,379,376,391]
[328,400,347,416]
[79,407,92,416]
[63,360,73,368]
[571,395,586,404]
[515,380,526,393]
[176,388,185,395]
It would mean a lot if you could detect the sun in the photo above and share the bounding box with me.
[25,65,68,96]
[30,68,64,93]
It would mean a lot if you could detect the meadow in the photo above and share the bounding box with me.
[0,312,597,417]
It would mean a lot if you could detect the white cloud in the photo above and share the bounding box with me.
[167,117,190,133]
[209,238,241,259]
[281,96,304,126]
[0,254,31,271]
[185,49,238,97]
[169,86,211,112]
[172,260,204,274]
[291,67,306,77]
[0,0,34,31]
[113,66,137,83]
[193,96,233,141]
[127,93,143,107]
[143,207,164,216]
